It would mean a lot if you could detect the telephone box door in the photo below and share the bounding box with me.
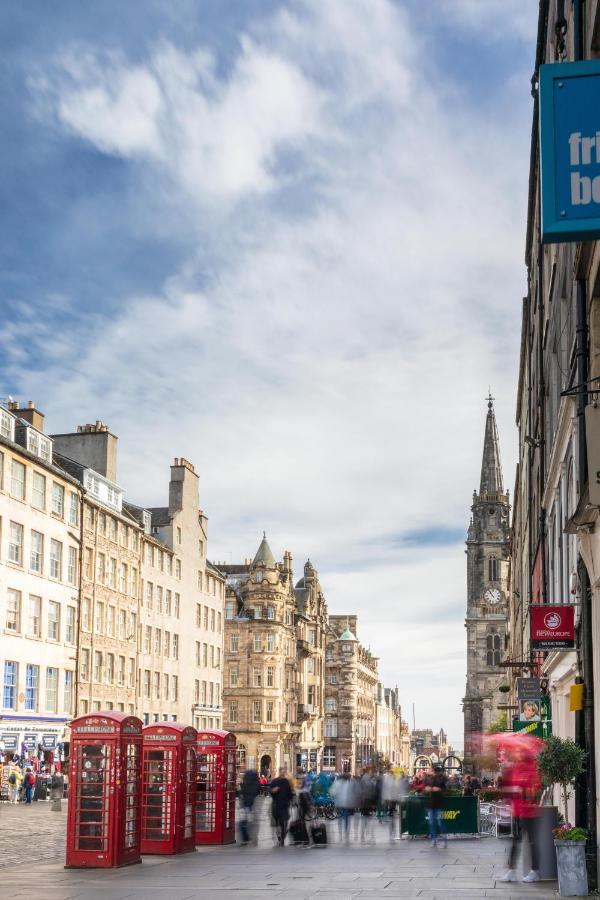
[141,747,175,853]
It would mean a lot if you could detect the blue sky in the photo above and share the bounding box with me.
[0,1,538,746]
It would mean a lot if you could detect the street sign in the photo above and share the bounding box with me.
[531,604,575,650]
[540,60,600,242]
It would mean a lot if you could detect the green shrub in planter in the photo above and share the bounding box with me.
[538,736,586,823]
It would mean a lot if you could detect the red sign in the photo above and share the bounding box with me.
[531,604,575,650]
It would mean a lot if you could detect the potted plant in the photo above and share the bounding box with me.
[538,737,587,897]
[552,825,588,897]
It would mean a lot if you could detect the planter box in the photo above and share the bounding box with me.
[555,840,588,897]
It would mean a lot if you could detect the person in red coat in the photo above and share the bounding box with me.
[499,752,542,883]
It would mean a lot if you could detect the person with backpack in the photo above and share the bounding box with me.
[24,768,35,804]
[8,767,21,804]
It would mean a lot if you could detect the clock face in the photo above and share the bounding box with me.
[484,588,502,605]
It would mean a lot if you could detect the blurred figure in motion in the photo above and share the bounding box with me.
[380,766,399,841]
[330,771,357,843]
[499,744,542,883]
[424,765,448,849]
[358,768,378,843]
[238,768,261,846]
[270,766,295,847]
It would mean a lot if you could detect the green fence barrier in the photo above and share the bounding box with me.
[401,795,479,835]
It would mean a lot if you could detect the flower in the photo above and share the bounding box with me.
[553,824,588,841]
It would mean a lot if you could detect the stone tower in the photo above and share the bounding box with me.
[463,396,510,768]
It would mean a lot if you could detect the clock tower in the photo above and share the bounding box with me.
[463,395,510,768]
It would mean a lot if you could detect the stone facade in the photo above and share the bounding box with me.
[324,616,379,773]
[0,402,82,752]
[222,536,298,775]
[463,399,510,768]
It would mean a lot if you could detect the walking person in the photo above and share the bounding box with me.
[424,765,447,849]
[330,772,356,843]
[7,767,21,804]
[23,768,35,804]
[239,769,261,845]
[380,767,399,841]
[499,748,542,883]
[270,767,294,847]
[358,769,378,844]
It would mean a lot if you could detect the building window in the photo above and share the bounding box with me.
[8,521,23,565]
[66,606,76,643]
[486,633,502,667]
[203,606,209,629]
[323,746,336,768]
[32,472,46,509]
[50,539,62,580]
[230,668,238,688]
[96,551,106,584]
[128,658,136,688]
[165,590,171,615]
[154,628,162,655]
[329,673,338,685]
[46,667,58,712]
[253,668,262,687]
[93,652,102,682]
[3,661,17,709]
[80,648,90,680]
[64,671,74,714]
[230,634,239,652]
[267,633,274,652]
[229,702,238,723]
[120,563,127,594]
[174,593,180,617]
[267,606,275,620]
[0,409,14,440]
[153,671,160,699]
[51,482,65,518]
[173,634,179,660]
[156,585,163,612]
[325,719,338,738]
[171,675,178,701]
[81,597,91,631]
[146,582,153,609]
[25,664,39,711]
[68,492,79,526]
[252,701,261,723]
[143,670,151,698]
[95,601,104,634]
[266,701,274,723]
[254,634,262,652]
[164,631,171,657]
[119,609,126,640]
[210,608,215,631]
[47,601,60,641]
[6,588,21,632]
[267,666,275,687]
[67,546,78,585]
[107,605,115,637]
[325,697,337,713]
[175,559,181,580]
[11,460,25,500]
[30,530,43,573]
[117,655,125,687]
[163,673,169,700]
[176,526,182,544]
[109,517,117,542]
[307,657,314,674]
[197,571,203,591]
[84,547,93,580]
[109,558,117,588]
[144,626,152,653]
[236,743,246,770]
[489,557,499,582]
[27,594,41,637]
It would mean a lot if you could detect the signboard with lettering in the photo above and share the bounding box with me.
[42,734,57,749]
[530,604,575,650]
[1,733,18,751]
[540,60,600,242]
[513,718,553,739]
[517,677,541,700]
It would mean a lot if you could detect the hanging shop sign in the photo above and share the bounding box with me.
[518,696,551,723]
[540,60,600,242]
[517,677,541,700]
[585,403,600,505]
[513,718,553,739]
[530,604,575,650]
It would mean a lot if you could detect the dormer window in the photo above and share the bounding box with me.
[342,643,352,652]
[0,409,14,441]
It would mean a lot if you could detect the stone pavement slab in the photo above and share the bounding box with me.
[0,797,563,898]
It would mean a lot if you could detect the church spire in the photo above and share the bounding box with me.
[479,393,503,496]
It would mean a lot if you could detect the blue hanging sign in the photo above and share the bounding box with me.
[540,60,600,242]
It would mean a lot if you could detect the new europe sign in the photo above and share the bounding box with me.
[530,604,575,650]
[540,60,600,242]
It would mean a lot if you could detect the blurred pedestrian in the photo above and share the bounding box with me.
[424,765,447,849]
[24,768,35,804]
[330,772,357,843]
[499,749,542,883]
[380,767,399,841]
[358,769,378,843]
[239,769,261,846]
[270,767,294,847]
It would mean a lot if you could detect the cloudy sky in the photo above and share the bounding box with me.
[0,1,538,747]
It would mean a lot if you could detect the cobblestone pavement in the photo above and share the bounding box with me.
[0,799,564,898]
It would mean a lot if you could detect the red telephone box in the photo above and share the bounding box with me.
[140,723,197,855]
[66,712,143,869]
[195,730,236,845]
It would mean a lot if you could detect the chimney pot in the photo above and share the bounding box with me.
[27,401,35,409]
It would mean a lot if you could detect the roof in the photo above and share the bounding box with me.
[147,506,171,527]
[338,628,358,642]
[253,532,276,567]
[479,397,504,495]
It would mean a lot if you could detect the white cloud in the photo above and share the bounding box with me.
[15,0,537,745]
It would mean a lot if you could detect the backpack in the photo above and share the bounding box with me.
[26,772,34,786]
[8,772,16,785]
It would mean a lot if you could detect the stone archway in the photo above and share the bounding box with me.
[260,754,272,777]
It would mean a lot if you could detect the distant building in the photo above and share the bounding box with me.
[324,616,379,773]
[463,398,510,769]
